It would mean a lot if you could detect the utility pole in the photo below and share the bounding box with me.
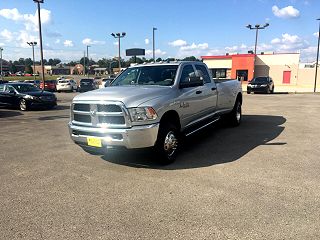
[0,47,3,80]
[314,18,320,93]
[111,32,126,73]
[86,45,90,77]
[33,0,45,90]
[153,27,157,62]
[246,23,270,55]
[83,50,86,76]
[27,42,37,80]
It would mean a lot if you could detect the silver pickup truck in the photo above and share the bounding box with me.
[68,61,242,163]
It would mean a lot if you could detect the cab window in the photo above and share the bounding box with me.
[179,65,196,83]
[195,65,211,84]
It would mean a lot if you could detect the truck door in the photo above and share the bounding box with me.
[177,64,216,128]
[195,64,218,115]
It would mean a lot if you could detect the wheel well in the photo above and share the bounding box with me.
[160,111,181,130]
[236,93,242,104]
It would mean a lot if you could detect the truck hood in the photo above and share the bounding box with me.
[73,86,172,107]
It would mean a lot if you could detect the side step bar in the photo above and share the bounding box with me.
[184,117,220,137]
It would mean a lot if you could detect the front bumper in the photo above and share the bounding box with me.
[57,85,72,91]
[68,122,159,149]
[247,86,268,93]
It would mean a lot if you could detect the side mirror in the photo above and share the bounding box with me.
[9,90,16,94]
[104,80,111,87]
[179,76,203,89]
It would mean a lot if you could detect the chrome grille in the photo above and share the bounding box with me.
[72,102,130,128]
[74,103,90,111]
[74,114,91,123]
[97,105,122,112]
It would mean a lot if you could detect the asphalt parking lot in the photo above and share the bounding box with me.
[0,92,320,239]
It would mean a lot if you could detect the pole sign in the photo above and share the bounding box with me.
[126,48,145,56]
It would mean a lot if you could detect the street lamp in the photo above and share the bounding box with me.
[314,18,320,93]
[246,23,270,55]
[153,27,157,62]
[27,42,37,80]
[86,45,90,77]
[0,47,3,80]
[111,32,126,72]
[33,0,45,90]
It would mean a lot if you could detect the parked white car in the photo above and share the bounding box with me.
[56,79,78,92]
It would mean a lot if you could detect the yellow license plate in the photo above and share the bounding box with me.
[87,137,102,148]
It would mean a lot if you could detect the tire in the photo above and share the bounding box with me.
[19,99,28,111]
[154,123,180,164]
[271,87,274,94]
[227,99,242,127]
[266,88,271,94]
[247,91,251,94]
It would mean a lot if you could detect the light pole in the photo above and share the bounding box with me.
[0,47,3,80]
[86,45,90,77]
[27,42,37,80]
[314,18,320,93]
[111,32,126,72]
[83,50,86,75]
[246,23,270,55]
[153,27,157,62]
[33,0,45,90]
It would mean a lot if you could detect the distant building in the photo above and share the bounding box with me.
[202,53,300,85]
[70,64,84,75]
[33,64,72,75]
[94,68,108,75]
[202,52,320,91]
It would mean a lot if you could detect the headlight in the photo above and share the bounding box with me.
[128,107,158,122]
[260,84,267,87]
[24,95,35,100]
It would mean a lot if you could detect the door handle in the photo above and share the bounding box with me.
[211,87,217,91]
[196,90,202,94]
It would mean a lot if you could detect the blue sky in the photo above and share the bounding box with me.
[0,0,319,62]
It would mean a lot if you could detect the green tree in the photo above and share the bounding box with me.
[25,65,33,74]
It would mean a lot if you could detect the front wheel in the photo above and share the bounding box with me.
[19,99,28,111]
[154,123,180,164]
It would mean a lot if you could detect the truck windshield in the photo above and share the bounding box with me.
[111,65,178,86]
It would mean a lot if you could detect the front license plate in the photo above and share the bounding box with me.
[87,137,102,147]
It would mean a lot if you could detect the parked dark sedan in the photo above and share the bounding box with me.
[78,78,98,92]
[247,76,274,94]
[0,83,57,111]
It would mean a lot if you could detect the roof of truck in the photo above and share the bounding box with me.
[129,61,203,68]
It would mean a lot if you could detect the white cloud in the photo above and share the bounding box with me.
[271,38,281,44]
[55,39,60,44]
[180,43,209,51]
[145,38,150,45]
[271,33,309,52]
[0,29,13,42]
[145,49,167,57]
[272,5,300,19]
[17,30,38,48]
[169,39,187,47]
[82,38,105,45]
[63,40,74,47]
[0,42,4,47]
[314,32,319,37]
[113,41,119,46]
[0,8,52,31]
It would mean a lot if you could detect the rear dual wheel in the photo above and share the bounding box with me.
[226,99,242,127]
